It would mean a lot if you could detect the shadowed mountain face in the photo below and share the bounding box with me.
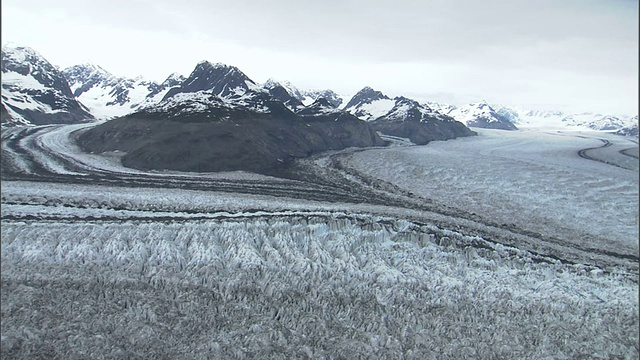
[371,116,476,145]
[76,93,384,175]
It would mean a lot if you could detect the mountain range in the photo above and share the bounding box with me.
[3,44,637,134]
[1,44,637,173]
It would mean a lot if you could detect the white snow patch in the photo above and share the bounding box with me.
[2,71,47,91]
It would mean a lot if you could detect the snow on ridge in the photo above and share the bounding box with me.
[503,108,638,132]
[1,44,43,64]
[140,89,270,116]
[1,71,48,91]
[356,98,396,121]
[141,90,223,115]
[449,101,497,122]
[262,78,345,107]
[3,92,52,112]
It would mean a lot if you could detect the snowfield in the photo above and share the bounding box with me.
[1,124,638,359]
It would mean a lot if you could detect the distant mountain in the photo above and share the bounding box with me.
[615,116,638,137]
[303,89,344,108]
[262,79,305,110]
[76,63,384,175]
[1,45,93,126]
[489,105,638,135]
[263,79,345,108]
[425,101,457,115]
[446,101,518,130]
[343,87,475,144]
[62,64,184,119]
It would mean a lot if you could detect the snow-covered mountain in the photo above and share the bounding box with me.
[263,79,345,108]
[1,45,93,126]
[343,86,396,121]
[489,105,638,134]
[342,87,475,144]
[446,101,518,130]
[62,64,184,119]
[295,98,342,117]
[303,89,344,108]
[615,115,639,137]
[163,61,258,101]
[382,97,456,124]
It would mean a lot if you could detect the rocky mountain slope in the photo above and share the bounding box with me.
[76,64,385,175]
[1,45,93,126]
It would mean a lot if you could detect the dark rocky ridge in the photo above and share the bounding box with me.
[266,85,304,110]
[77,94,385,175]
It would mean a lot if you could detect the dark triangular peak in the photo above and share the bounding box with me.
[309,97,337,109]
[344,86,390,110]
[163,60,256,100]
[266,84,304,110]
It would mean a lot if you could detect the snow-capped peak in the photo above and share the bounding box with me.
[344,86,390,109]
[263,78,306,100]
[1,44,93,126]
[163,60,256,101]
[1,44,44,64]
[161,72,185,87]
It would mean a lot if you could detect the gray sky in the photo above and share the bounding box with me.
[2,0,638,114]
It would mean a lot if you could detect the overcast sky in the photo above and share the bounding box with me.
[2,0,638,114]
